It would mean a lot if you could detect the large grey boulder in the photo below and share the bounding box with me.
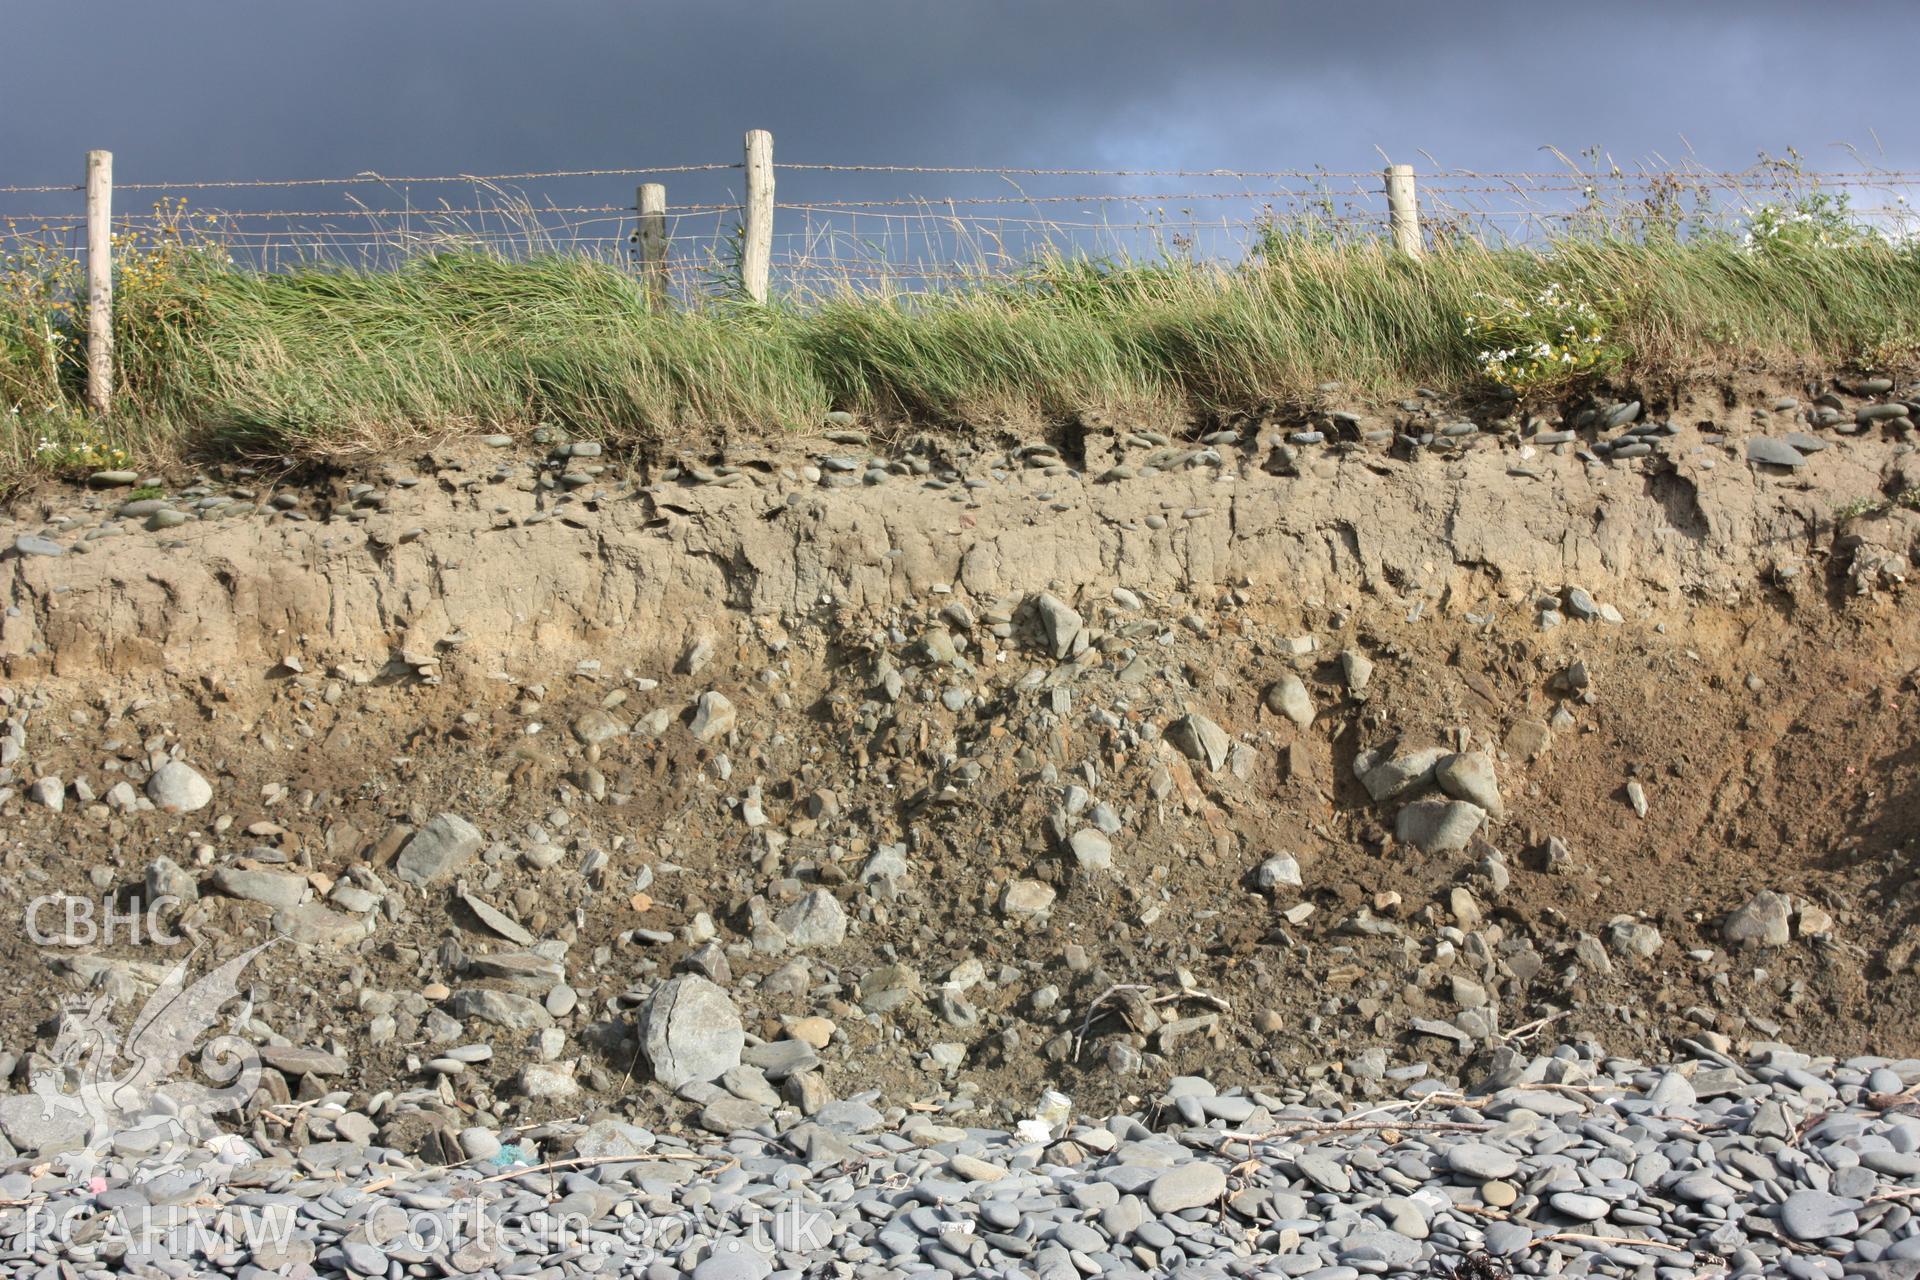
[395,813,484,887]
[145,761,213,813]
[1030,592,1082,658]
[1435,752,1503,817]
[1252,854,1302,893]
[1361,746,1448,804]
[690,691,737,743]
[1723,890,1792,947]
[641,976,745,1089]
[1264,674,1314,727]
[0,1095,89,1155]
[449,989,553,1031]
[1746,437,1806,469]
[210,867,308,910]
[1395,799,1486,853]
[272,902,377,947]
[1068,829,1113,871]
[1166,713,1231,773]
[778,890,848,948]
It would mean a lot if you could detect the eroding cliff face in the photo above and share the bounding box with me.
[4,408,1907,699]
[1,399,1918,1144]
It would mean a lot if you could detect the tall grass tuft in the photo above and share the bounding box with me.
[5,195,1920,483]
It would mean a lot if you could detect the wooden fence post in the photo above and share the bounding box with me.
[742,129,774,302]
[86,149,113,412]
[1384,163,1422,259]
[636,182,668,311]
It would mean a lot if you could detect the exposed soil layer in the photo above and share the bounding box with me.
[1,375,1919,1154]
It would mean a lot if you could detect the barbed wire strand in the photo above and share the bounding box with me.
[0,164,744,195]
[770,163,1920,183]
[17,172,1918,226]
[8,164,1920,196]
[10,201,1917,236]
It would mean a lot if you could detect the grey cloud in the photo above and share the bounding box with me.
[2,1,1913,217]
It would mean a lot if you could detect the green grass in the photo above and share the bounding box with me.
[6,222,1920,485]
[1834,487,1920,524]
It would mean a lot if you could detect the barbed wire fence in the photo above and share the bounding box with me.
[8,155,1918,282]
[7,133,1920,408]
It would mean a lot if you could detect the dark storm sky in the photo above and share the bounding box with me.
[4,1,1916,232]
